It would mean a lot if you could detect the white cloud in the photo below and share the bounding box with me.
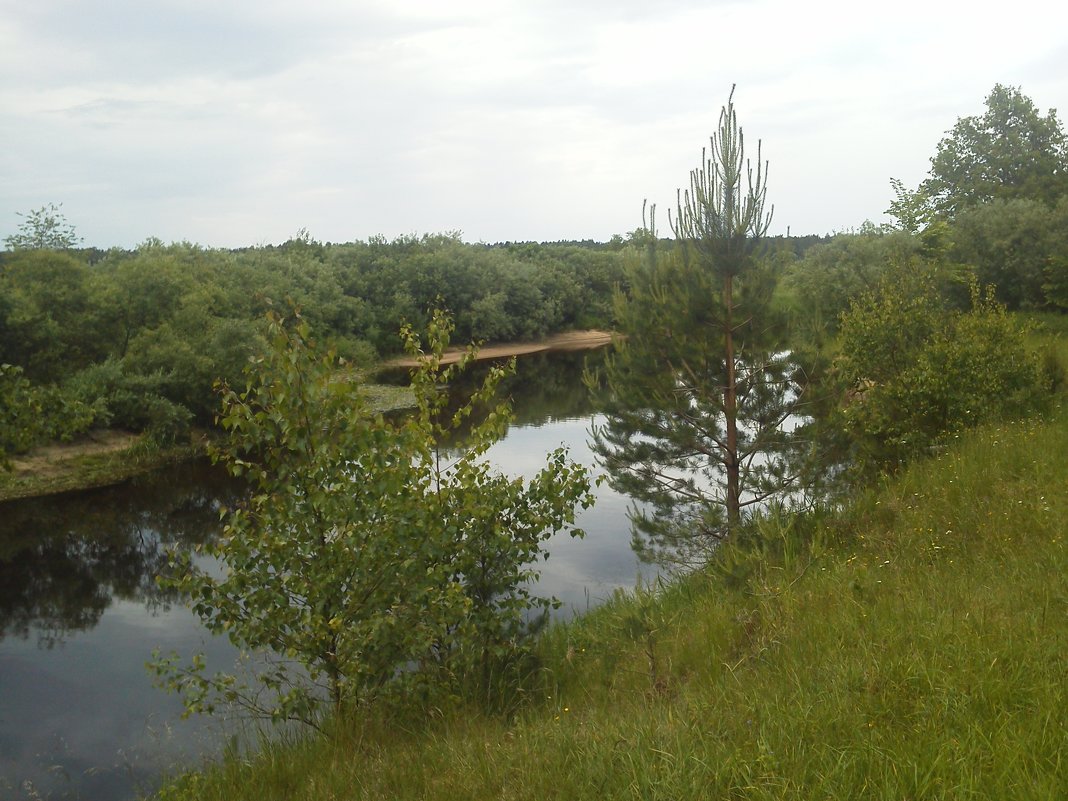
[1,0,1066,246]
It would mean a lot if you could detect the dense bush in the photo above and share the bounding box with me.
[0,236,629,446]
[151,311,594,725]
[783,227,921,337]
[835,266,1050,474]
[64,360,192,444]
[948,197,1068,310]
[0,363,111,462]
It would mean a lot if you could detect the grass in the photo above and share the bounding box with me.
[152,401,1068,800]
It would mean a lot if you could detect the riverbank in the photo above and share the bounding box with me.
[384,329,615,367]
[154,405,1068,800]
[0,381,417,503]
[0,430,206,502]
[0,332,612,502]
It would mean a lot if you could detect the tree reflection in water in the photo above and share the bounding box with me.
[377,347,606,450]
[0,349,605,650]
[0,460,245,647]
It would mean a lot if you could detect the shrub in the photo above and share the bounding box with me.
[150,310,593,727]
[837,269,1050,475]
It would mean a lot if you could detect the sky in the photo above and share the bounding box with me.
[2,0,1066,249]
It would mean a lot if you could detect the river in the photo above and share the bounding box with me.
[0,348,651,800]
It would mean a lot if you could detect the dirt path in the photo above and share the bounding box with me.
[385,329,615,368]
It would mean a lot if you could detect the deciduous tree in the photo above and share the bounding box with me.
[3,203,82,251]
[151,310,593,725]
[921,84,1068,218]
[948,197,1060,309]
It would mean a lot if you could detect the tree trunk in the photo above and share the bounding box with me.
[723,272,740,531]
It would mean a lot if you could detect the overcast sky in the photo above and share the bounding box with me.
[2,0,1066,249]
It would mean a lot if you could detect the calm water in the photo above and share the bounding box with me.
[0,349,648,800]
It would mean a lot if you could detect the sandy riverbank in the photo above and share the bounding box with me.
[385,329,615,368]
[0,431,203,502]
[2,331,615,500]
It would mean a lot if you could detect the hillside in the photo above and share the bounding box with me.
[155,403,1068,800]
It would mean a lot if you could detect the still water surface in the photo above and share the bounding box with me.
[0,349,648,800]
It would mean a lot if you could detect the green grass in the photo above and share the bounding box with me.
[154,405,1068,800]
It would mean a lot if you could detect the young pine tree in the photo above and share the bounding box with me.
[589,89,805,566]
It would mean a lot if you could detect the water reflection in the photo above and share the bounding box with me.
[482,416,653,613]
[0,346,646,800]
[377,348,602,444]
[0,462,244,647]
[0,462,247,801]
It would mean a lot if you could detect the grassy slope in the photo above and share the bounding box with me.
[155,401,1068,801]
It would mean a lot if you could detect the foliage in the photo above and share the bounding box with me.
[405,317,596,704]
[783,228,922,340]
[63,359,193,444]
[0,233,631,454]
[154,409,1068,801]
[590,91,804,565]
[0,249,102,383]
[885,177,933,234]
[0,226,822,462]
[949,195,1068,310]
[2,202,83,251]
[880,86,1068,315]
[150,310,593,727]
[1043,199,1068,311]
[0,365,39,465]
[835,265,1050,475]
[0,363,107,464]
[921,84,1068,218]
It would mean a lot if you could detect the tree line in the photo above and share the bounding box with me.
[0,211,832,459]
[0,232,630,454]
